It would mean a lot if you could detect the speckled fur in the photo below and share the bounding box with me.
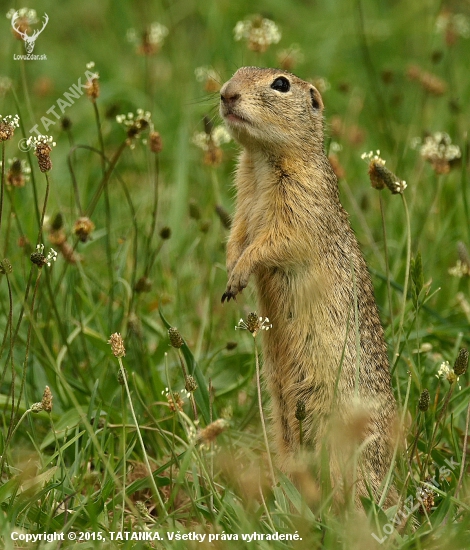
[220,67,397,506]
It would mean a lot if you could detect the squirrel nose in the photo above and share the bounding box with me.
[220,82,241,106]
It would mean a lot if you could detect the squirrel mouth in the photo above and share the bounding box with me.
[223,110,250,126]
[226,114,245,124]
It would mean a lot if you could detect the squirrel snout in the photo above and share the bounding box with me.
[220,82,241,107]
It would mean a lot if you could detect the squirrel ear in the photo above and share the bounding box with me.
[310,88,323,110]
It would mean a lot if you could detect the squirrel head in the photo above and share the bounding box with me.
[220,67,325,156]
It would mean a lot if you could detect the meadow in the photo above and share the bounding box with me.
[0,0,469,548]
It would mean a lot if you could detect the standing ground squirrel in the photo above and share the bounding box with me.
[220,67,397,506]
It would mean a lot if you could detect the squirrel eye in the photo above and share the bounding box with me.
[271,76,290,93]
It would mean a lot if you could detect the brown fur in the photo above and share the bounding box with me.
[220,67,397,506]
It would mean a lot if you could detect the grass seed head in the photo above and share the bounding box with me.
[134,276,152,293]
[407,65,447,96]
[6,158,30,187]
[159,226,171,240]
[26,135,56,172]
[61,116,72,131]
[165,390,184,413]
[199,419,228,445]
[417,483,435,513]
[168,327,184,348]
[454,348,468,376]
[108,332,126,358]
[189,199,201,221]
[0,259,12,274]
[85,78,100,100]
[215,204,232,229]
[149,131,163,153]
[362,151,407,194]
[31,402,43,413]
[185,375,198,393]
[295,399,306,421]
[41,386,53,412]
[73,217,95,242]
[0,114,19,141]
[30,244,57,268]
[418,389,430,412]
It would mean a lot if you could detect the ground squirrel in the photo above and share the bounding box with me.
[220,67,397,506]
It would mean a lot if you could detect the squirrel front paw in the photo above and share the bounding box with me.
[226,250,243,278]
[226,261,237,279]
[221,267,250,303]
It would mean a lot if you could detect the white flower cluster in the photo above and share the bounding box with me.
[418,132,461,162]
[126,28,137,43]
[116,110,153,149]
[448,260,470,278]
[209,125,231,146]
[416,484,435,504]
[187,423,198,445]
[36,244,58,267]
[45,248,58,267]
[127,22,168,46]
[6,7,38,23]
[436,360,451,379]
[161,387,190,400]
[330,141,343,153]
[7,157,31,173]
[192,126,231,151]
[436,360,462,389]
[234,17,281,49]
[277,44,304,67]
[413,342,433,354]
[84,61,99,81]
[311,76,331,93]
[436,12,470,38]
[26,134,56,149]
[392,179,407,194]
[116,109,152,127]
[361,150,386,166]
[236,316,272,332]
[0,114,20,128]
[148,22,169,45]
[195,66,219,83]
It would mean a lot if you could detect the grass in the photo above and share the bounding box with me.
[0,0,469,548]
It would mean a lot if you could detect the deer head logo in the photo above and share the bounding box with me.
[11,12,49,54]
